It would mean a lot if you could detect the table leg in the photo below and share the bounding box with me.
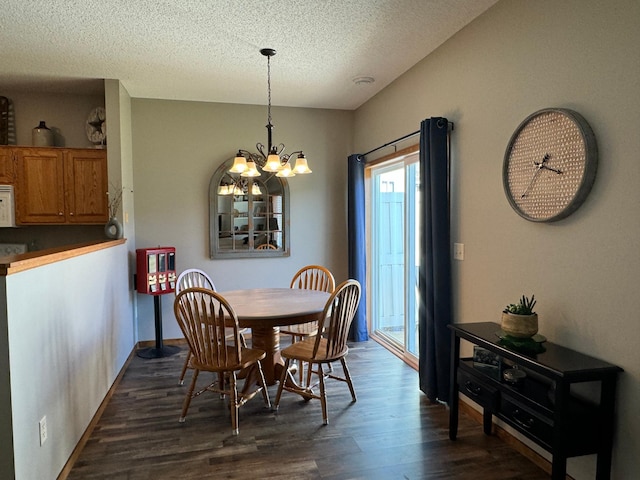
[250,325,282,385]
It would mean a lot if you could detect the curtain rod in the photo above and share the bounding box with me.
[359,120,454,159]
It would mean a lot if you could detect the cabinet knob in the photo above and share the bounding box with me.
[69,212,74,216]
[512,408,535,430]
[58,212,63,216]
[464,381,482,397]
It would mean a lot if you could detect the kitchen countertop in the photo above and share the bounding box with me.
[0,238,126,275]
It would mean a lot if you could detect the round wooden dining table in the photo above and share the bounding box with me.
[220,287,330,385]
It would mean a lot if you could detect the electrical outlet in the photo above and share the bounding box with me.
[39,416,47,446]
[453,242,464,261]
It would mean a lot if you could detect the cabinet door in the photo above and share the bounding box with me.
[65,149,108,223]
[0,146,16,184]
[16,148,66,224]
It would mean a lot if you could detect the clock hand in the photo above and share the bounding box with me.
[540,164,562,174]
[534,154,562,174]
[521,162,543,198]
[522,154,563,198]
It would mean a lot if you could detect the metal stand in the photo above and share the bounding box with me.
[137,294,180,359]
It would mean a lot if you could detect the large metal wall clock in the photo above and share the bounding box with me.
[502,108,598,222]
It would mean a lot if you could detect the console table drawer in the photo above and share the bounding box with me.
[499,396,553,447]
[458,369,499,410]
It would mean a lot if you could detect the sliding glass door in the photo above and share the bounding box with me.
[368,150,420,364]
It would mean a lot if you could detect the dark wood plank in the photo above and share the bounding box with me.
[65,340,549,479]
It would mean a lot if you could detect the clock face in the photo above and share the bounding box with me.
[502,108,598,222]
[86,107,106,144]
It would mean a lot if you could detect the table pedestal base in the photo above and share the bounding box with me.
[250,325,282,385]
[241,325,299,393]
[137,345,181,359]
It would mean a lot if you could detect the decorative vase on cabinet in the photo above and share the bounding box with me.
[104,216,123,239]
[32,121,54,146]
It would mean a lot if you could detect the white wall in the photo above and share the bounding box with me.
[131,99,353,341]
[354,1,640,478]
[2,243,133,480]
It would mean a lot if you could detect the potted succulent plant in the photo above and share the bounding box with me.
[501,294,538,338]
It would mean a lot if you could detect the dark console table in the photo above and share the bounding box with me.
[449,322,622,480]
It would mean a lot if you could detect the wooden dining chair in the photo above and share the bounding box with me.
[256,243,277,250]
[274,279,361,425]
[175,268,247,385]
[280,265,335,385]
[173,287,270,435]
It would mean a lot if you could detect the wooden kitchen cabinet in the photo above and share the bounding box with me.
[0,147,16,184]
[13,147,108,224]
[64,149,109,224]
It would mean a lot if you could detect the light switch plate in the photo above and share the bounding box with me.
[454,243,464,261]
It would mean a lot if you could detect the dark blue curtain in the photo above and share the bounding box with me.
[347,154,368,341]
[418,118,452,404]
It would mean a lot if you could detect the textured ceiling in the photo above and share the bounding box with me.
[0,0,498,110]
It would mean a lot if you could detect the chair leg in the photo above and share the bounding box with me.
[218,370,226,399]
[340,357,357,402]
[180,369,199,422]
[287,334,304,386]
[295,335,307,386]
[305,359,314,387]
[229,372,239,435]
[256,361,271,408]
[318,363,328,425]
[179,350,192,385]
[274,358,291,410]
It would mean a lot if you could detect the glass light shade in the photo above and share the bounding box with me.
[251,183,262,195]
[262,152,283,172]
[229,154,247,173]
[292,155,312,174]
[276,162,296,177]
[232,185,243,195]
[241,160,261,177]
[218,184,231,195]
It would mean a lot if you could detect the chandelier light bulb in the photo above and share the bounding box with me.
[241,160,261,177]
[263,151,283,172]
[251,183,262,195]
[292,154,312,174]
[229,152,248,173]
[276,162,296,177]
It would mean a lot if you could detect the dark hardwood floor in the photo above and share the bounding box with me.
[66,340,548,479]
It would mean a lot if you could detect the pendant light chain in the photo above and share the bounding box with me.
[267,54,272,126]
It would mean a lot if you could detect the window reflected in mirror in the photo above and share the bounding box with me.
[210,157,290,258]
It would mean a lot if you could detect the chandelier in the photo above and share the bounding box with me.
[229,48,312,178]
